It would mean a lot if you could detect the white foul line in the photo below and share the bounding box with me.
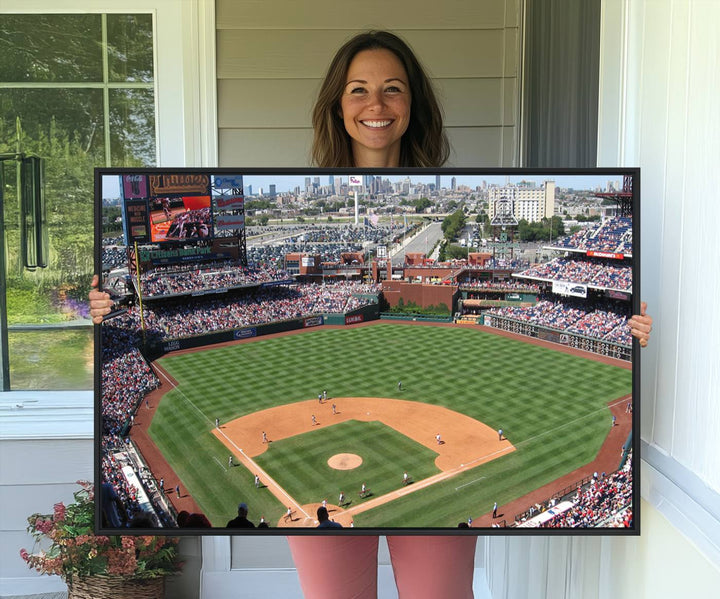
[156,366,311,521]
[455,477,486,491]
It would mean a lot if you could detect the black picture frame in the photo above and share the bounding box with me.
[95,166,640,537]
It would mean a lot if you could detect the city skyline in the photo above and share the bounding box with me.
[102,172,631,200]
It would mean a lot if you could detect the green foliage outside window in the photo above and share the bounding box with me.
[0,13,156,389]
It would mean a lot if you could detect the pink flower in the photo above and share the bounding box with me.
[121,536,135,550]
[34,518,53,535]
[19,548,29,562]
[106,547,137,576]
[53,503,66,522]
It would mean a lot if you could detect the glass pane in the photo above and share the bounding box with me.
[0,14,102,82]
[109,88,156,167]
[0,89,106,162]
[0,13,157,390]
[8,329,93,390]
[107,14,155,83]
[2,89,101,390]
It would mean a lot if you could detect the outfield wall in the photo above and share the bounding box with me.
[144,301,379,361]
[484,314,631,361]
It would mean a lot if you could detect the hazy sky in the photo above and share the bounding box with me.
[102,171,629,200]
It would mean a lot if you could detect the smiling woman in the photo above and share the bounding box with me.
[311,30,449,168]
[340,48,412,167]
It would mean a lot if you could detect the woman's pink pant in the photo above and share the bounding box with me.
[288,535,477,599]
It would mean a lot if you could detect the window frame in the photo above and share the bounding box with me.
[0,0,216,399]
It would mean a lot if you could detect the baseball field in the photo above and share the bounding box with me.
[145,321,631,528]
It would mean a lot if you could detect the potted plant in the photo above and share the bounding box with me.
[20,480,182,599]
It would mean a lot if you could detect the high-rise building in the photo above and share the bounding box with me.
[269,184,276,197]
[487,181,555,223]
[435,174,441,190]
[451,176,457,191]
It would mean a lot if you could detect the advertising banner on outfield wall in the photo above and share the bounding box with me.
[234,327,257,339]
[304,316,324,328]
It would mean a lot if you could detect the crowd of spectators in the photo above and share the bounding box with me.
[487,298,632,345]
[567,308,631,343]
[554,217,632,254]
[459,279,541,292]
[143,281,379,339]
[138,260,290,297]
[101,314,160,435]
[100,307,164,524]
[101,440,141,524]
[101,435,177,528]
[538,455,633,528]
[515,257,632,291]
[488,300,587,331]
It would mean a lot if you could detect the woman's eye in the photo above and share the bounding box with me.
[349,87,367,94]
[385,86,402,93]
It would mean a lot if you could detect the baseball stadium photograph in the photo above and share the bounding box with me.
[97,168,637,534]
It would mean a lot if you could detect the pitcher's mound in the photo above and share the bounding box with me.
[328,453,362,470]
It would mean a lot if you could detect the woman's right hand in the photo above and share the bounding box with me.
[629,301,652,348]
[89,274,113,324]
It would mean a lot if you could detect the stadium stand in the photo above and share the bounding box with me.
[514,257,632,291]
[515,453,633,528]
[552,216,632,254]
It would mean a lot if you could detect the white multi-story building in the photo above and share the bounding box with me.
[488,181,555,223]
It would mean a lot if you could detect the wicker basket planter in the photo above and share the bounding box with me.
[67,575,165,599]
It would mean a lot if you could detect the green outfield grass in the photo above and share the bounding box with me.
[147,323,631,527]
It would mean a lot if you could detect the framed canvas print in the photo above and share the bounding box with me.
[95,167,639,536]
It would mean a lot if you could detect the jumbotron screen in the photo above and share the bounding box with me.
[95,167,640,536]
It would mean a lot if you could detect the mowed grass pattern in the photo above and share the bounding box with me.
[148,323,631,527]
[254,420,440,506]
